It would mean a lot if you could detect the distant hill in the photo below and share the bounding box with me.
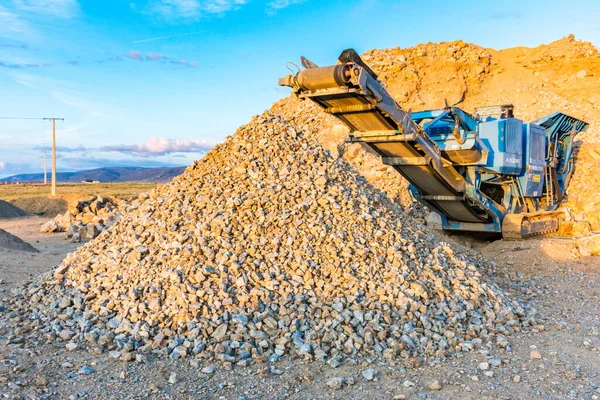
[0,166,186,183]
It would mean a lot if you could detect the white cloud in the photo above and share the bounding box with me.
[0,5,30,36]
[12,0,80,19]
[101,137,215,157]
[0,161,6,170]
[202,0,246,13]
[267,0,305,13]
[140,0,247,20]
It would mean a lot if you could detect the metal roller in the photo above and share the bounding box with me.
[294,64,352,91]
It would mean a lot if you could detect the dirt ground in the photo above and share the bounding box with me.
[0,217,598,400]
[0,217,81,286]
[0,183,157,217]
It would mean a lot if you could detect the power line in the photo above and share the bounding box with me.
[0,116,64,196]
[0,117,64,120]
[0,117,47,120]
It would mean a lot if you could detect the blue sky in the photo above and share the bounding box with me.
[1,0,599,178]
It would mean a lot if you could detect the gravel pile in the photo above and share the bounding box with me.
[8,112,533,366]
[40,195,134,241]
[270,98,420,215]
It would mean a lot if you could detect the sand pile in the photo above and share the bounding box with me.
[0,200,28,219]
[8,113,531,366]
[10,196,68,217]
[0,228,38,253]
[274,35,600,232]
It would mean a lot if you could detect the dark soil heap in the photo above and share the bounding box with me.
[0,200,28,219]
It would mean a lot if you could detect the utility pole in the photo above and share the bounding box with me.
[43,118,64,197]
[51,119,56,196]
[43,151,47,184]
[0,116,64,196]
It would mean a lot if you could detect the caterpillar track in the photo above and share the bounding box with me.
[501,210,567,240]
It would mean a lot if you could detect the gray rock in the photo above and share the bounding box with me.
[327,355,344,368]
[489,357,502,367]
[327,377,344,390]
[65,342,78,351]
[362,368,378,381]
[77,366,95,375]
[170,345,187,360]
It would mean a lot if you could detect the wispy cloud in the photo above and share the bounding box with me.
[1,51,199,68]
[202,0,246,13]
[0,41,28,49]
[33,145,87,152]
[101,137,215,157]
[0,59,85,69]
[32,139,213,157]
[120,51,199,67]
[133,28,222,44]
[53,91,128,119]
[0,61,51,69]
[0,5,30,37]
[267,0,306,14]
[147,52,168,61]
[95,55,124,63]
[8,71,131,120]
[169,59,198,67]
[12,0,80,19]
[135,0,247,21]
[124,50,144,61]
[0,161,39,177]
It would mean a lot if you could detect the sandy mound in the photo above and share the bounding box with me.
[0,228,39,253]
[0,200,28,219]
[9,197,67,217]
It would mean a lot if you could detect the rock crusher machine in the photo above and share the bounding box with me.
[279,49,589,239]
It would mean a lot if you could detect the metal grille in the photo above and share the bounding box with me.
[530,125,545,162]
[505,120,522,154]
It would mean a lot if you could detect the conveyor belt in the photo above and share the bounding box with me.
[279,58,490,223]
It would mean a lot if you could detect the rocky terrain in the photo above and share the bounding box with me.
[0,219,598,400]
[39,195,150,242]
[0,36,599,400]
[5,113,531,369]
[40,195,127,241]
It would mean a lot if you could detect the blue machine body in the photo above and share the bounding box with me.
[408,106,588,233]
[478,118,523,175]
